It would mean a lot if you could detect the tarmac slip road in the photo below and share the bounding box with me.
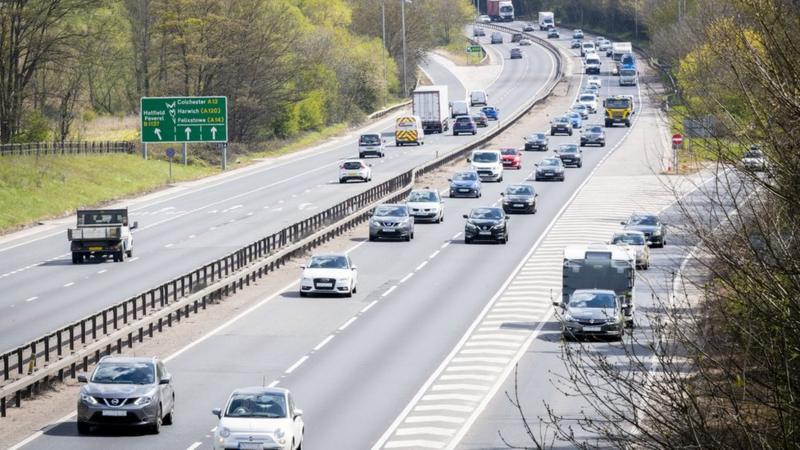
[15,30,642,450]
[0,32,556,352]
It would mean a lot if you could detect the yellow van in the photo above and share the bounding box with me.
[395,115,425,146]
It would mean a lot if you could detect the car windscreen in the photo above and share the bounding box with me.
[586,58,600,65]
[408,191,438,202]
[620,69,636,76]
[579,95,595,102]
[605,98,631,108]
[359,135,381,145]
[612,234,645,245]
[226,392,287,419]
[374,205,408,217]
[629,216,658,226]
[745,150,763,158]
[91,362,155,385]
[541,159,560,167]
[570,292,617,309]
[342,161,363,170]
[308,255,348,269]
[554,117,569,123]
[559,145,579,154]
[453,172,477,181]
[470,208,503,220]
[506,185,533,196]
[530,133,545,140]
[455,117,473,124]
[500,149,518,155]
[472,152,499,163]
[81,212,124,225]
[588,126,603,133]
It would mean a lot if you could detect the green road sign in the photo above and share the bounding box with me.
[140,96,228,143]
[466,45,482,53]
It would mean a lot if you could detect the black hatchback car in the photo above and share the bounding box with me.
[501,185,538,214]
[555,144,583,167]
[621,214,667,247]
[524,132,549,151]
[580,124,606,147]
[464,207,508,244]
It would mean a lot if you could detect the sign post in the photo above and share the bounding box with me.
[140,96,228,168]
[671,133,683,174]
[166,147,175,182]
[466,45,482,65]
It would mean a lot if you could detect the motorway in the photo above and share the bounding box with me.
[0,27,555,352]
[7,22,682,450]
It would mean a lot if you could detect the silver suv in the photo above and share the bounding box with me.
[369,203,415,241]
[77,356,175,434]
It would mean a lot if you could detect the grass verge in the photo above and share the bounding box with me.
[0,154,216,232]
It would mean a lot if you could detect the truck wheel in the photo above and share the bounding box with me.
[625,120,631,127]
[117,250,126,262]
[126,249,133,258]
[72,253,80,264]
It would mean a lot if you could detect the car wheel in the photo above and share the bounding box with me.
[395,141,400,146]
[472,131,477,135]
[498,175,503,182]
[352,284,357,294]
[359,153,365,159]
[405,235,411,242]
[580,142,585,147]
[339,179,345,184]
[439,215,444,223]
[150,406,162,434]
[569,130,573,136]
[345,290,353,298]
[77,421,91,435]
[465,237,472,244]
[299,291,308,297]
[559,176,565,182]
[368,234,376,242]
[601,142,606,147]
[578,162,583,168]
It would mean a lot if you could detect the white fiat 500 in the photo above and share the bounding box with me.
[299,253,358,297]
[213,387,304,450]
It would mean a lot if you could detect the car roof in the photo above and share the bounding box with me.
[311,252,348,259]
[229,386,289,396]
[98,356,157,365]
[614,231,646,237]
[377,203,406,208]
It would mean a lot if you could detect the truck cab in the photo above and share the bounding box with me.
[68,209,137,264]
[603,95,635,127]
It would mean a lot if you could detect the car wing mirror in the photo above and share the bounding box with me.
[447,178,452,182]
[300,265,306,269]
[466,158,471,163]
[351,265,358,271]
[294,408,304,419]
[500,192,505,196]
[646,241,653,246]
[131,221,139,229]
[212,408,222,418]
[462,214,469,219]
[620,221,626,225]
[77,373,88,383]
[552,301,563,308]
[159,374,172,385]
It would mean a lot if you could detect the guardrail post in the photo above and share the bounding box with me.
[3,354,8,380]
[44,338,50,363]
[2,396,6,417]
[102,311,108,335]
[56,332,62,357]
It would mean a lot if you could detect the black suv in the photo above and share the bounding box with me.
[580,124,606,147]
[464,207,509,244]
[621,214,667,247]
[501,185,538,214]
[555,144,583,167]
[524,132,549,151]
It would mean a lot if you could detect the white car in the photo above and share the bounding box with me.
[338,159,372,183]
[741,146,767,172]
[609,231,651,270]
[212,387,304,450]
[578,93,599,113]
[518,38,533,46]
[299,253,358,297]
[587,76,602,89]
[407,188,444,223]
[477,14,491,23]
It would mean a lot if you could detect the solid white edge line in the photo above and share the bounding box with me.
[187,442,203,450]
[285,355,309,374]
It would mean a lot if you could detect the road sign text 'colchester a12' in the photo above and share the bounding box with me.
[140,96,228,143]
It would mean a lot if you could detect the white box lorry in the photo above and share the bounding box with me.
[538,12,555,30]
[412,85,449,133]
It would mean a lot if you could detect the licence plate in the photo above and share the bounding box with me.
[513,203,524,207]
[89,246,103,251]
[545,172,554,175]
[479,231,491,235]
[102,410,126,417]
[458,188,470,193]
[238,443,263,450]
[583,326,602,332]
[316,282,333,288]
[348,172,359,176]
[382,228,395,232]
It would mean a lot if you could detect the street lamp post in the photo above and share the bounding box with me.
[401,0,408,97]
[381,0,387,106]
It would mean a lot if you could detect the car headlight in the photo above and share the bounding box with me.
[563,312,575,322]
[336,278,349,285]
[301,277,312,284]
[465,222,478,231]
[134,396,152,406]
[275,428,286,439]
[219,427,231,438]
[492,223,505,230]
[653,229,662,236]
[80,393,98,405]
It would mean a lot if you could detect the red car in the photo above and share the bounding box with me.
[500,147,522,169]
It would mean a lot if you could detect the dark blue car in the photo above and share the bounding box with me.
[449,171,482,198]
[452,115,477,136]
[481,106,499,120]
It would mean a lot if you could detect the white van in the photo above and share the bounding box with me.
[581,41,595,57]
[469,90,488,106]
[450,100,469,118]
[468,149,504,182]
[585,55,601,74]
[395,115,425,146]
[358,133,385,158]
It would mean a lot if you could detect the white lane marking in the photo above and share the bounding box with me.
[209,226,217,230]
[189,234,196,239]
[440,242,450,249]
[313,335,335,351]
[384,440,445,449]
[429,250,440,259]
[451,232,462,240]
[127,257,140,262]
[400,273,414,284]
[382,286,397,297]
[414,404,472,413]
[63,282,74,288]
[268,380,279,388]
[165,243,174,248]
[285,355,308,374]
[97,269,107,274]
[395,427,455,437]
[415,261,428,271]
[361,300,379,313]
[298,203,313,211]
[405,416,465,424]
[338,317,358,331]
[24,296,38,302]
[187,442,202,450]
[430,384,490,392]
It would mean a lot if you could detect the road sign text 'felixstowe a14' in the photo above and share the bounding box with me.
[140,96,228,143]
